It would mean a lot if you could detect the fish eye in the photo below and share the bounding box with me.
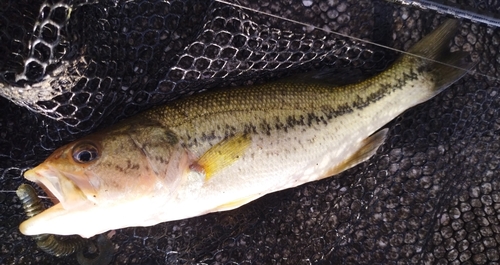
[72,142,99,163]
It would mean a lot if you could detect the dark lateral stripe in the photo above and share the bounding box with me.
[242,65,422,136]
[352,64,420,110]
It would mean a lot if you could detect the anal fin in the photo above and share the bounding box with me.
[322,128,388,179]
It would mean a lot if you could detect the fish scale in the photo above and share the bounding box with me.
[146,57,428,160]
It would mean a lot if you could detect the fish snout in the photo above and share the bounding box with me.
[23,165,64,204]
[24,165,51,182]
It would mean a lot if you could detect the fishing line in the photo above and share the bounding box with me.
[388,0,500,28]
[214,0,499,81]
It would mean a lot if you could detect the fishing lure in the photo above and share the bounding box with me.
[16,183,88,256]
[16,183,113,264]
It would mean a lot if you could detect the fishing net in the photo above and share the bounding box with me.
[1,0,499,264]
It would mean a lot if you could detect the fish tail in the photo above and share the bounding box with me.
[407,19,475,95]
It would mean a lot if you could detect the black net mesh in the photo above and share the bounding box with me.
[1,0,500,264]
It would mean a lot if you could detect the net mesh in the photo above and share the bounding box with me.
[1,0,500,264]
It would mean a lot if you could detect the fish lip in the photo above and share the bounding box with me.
[21,167,98,237]
[24,165,88,209]
[24,166,62,204]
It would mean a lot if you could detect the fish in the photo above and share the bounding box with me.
[20,19,473,238]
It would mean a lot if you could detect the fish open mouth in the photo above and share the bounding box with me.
[20,165,97,236]
[24,169,60,205]
[23,166,89,210]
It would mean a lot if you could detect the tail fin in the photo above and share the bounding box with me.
[408,19,475,93]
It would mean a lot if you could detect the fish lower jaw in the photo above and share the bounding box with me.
[18,196,185,238]
[19,202,101,238]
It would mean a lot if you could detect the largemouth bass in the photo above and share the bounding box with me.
[20,19,472,238]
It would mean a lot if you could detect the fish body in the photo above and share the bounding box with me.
[21,20,472,238]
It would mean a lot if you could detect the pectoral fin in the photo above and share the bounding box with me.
[323,128,388,178]
[195,134,252,180]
